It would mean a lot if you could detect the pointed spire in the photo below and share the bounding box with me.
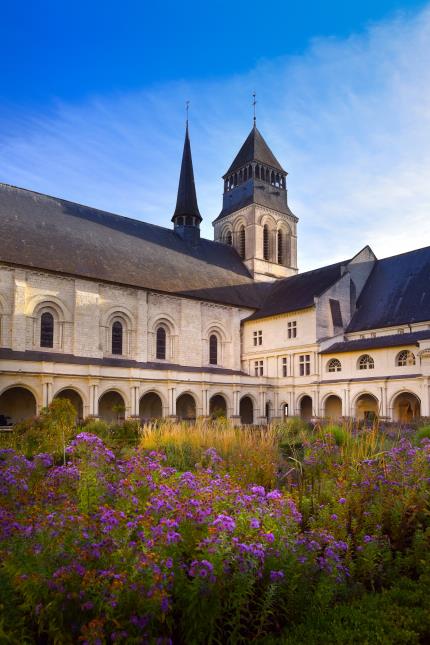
[172,120,202,224]
[223,125,285,177]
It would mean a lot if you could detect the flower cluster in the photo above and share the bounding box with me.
[1,427,429,642]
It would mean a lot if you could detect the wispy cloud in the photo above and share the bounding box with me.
[1,5,430,270]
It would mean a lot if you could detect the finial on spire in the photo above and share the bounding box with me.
[252,92,257,126]
[186,100,190,126]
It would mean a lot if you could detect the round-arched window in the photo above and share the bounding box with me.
[156,326,167,360]
[209,334,218,365]
[263,225,270,260]
[40,311,54,348]
[239,226,246,259]
[396,350,416,366]
[277,230,283,265]
[327,358,342,373]
[358,354,374,370]
[111,321,123,355]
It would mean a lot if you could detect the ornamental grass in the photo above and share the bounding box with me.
[1,405,430,643]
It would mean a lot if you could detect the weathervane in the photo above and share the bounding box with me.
[252,92,257,125]
[186,100,190,125]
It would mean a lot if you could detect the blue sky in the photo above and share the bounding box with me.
[1,1,430,270]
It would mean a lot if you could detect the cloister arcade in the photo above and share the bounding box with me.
[0,379,427,428]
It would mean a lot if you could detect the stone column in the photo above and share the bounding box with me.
[130,384,140,418]
[258,390,267,424]
[380,383,388,419]
[202,388,209,417]
[42,380,53,408]
[168,386,177,419]
[231,389,241,425]
[90,382,99,417]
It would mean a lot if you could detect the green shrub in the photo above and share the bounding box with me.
[415,425,430,443]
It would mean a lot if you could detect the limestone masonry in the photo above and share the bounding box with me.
[0,121,429,425]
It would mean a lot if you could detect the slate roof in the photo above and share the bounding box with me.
[0,183,265,309]
[347,246,430,332]
[245,260,348,321]
[172,123,202,222]
[320,330,430,354]
[224,126,286,176]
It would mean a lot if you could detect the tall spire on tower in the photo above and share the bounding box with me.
[172,105,202,228]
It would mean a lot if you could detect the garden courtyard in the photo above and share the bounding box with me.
[1,400,430,644]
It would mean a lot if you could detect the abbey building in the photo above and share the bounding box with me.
[0,121,429,426]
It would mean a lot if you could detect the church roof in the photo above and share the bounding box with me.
[172,123,202,222]
[224,125,286,176]
[0,183,265,309]
[246,260,348,321]
[347,246,430,332]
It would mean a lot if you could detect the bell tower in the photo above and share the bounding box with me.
[213,123,298,281]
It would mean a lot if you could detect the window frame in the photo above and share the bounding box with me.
[253,330,262,346]
[209,333,218,365]
[358,354,375,370]
[396,349,416,367]
[254,360,264,376]
[299,354,311,376]
[156,326,167,361]
[287,321,297,339]
[111,320,123,355]
[282,356,287,377]
[327,358,342,373]
[40,311,54,348]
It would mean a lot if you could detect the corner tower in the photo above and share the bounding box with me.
[213,123,298,281]
[172,121,202,245]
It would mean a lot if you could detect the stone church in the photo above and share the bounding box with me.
[0,119,429,426]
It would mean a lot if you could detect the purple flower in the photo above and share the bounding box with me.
[269,570,285,582]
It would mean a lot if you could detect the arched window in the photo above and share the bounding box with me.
[248,164,252,178]
[396,350,416,366]
[358,354,374,370]
[209,334,218,365]
[239,226,246,259]
[277,230,284,264]
[327,358,342,373]
[263,225,270,260]
[156,326,166,360]
[243,167,248,181]
[111,321,123,355]
[270,171,275,185]
[226,231,233,246]
[40,312,54,348]
[255,165,260,179]
[266,168,270,182]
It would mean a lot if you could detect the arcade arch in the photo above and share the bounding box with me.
[0,386,37,425]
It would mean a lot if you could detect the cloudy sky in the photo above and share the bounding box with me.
[1,1,429,271]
